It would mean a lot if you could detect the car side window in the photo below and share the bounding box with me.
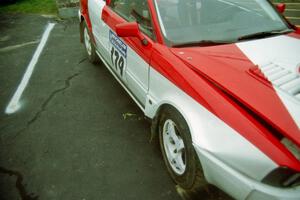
[110,0,154,39]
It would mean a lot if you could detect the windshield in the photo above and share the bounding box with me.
[154,0,290,46]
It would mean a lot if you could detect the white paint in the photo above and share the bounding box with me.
[5,23,55,114]
[88,0,149,106]
[94,39,277,183]
[195,146,300,200]
[85,2,278,197]
[0,40,39,53]
[237,35,300,128]
[146,67,277,181]
[95,51,145,111]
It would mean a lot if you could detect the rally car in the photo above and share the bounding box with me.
[79,0,300,199]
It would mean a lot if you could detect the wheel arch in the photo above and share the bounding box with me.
[79,6,95,44]
[147,97,196,149]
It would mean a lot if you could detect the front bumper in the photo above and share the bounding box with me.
[194,146,300,200]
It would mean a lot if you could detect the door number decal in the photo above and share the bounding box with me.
[109,30,127,77]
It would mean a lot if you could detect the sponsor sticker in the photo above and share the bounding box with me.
[109,30,127,58]
[109,30,127,77]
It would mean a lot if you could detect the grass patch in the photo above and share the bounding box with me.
[0,0,57,15]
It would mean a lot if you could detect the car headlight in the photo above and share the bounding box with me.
[262,167,300,188]
[262,138,300,188]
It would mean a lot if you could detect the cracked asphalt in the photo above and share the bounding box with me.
[0,14,231,200]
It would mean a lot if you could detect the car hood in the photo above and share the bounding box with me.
[170,34,300,146]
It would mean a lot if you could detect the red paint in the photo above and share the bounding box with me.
[171,45,300,146]
[115,22,145,41]
[149,44,300,171]
[80,0,95,42]
[276,3,286,13]
[147,0,164,44]
[288,29,300,39]
[84,0,300,171]
[102,5,153,63]
[248,67,269,84]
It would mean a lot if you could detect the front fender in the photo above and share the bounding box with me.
[146,67,277,182]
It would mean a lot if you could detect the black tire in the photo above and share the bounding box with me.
[82,22,99,64]
[158,106,207,191]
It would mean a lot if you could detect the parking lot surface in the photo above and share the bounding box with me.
[0,14,231,200]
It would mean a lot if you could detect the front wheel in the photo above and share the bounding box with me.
[158,107,207,192]
[82,22,99,64]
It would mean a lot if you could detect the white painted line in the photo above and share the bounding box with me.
[5,23,56,114]
[0,40,39,53]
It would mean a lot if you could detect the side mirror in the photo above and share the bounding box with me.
[115,22,149,45]
[276,3,286,13]
[106,0,111,5]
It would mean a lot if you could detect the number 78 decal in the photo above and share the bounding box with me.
[109,30,127,77]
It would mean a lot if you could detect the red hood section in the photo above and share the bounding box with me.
[171,45,300,146]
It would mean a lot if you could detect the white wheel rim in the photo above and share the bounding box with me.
[162,119,186,175]
[84,27,92,56]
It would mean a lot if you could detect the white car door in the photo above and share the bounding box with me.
[88,0,109,59]
[89,0,154,107]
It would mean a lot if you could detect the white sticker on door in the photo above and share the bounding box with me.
[109,30,127,77]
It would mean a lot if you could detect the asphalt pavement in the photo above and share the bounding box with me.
[0,14,231,200]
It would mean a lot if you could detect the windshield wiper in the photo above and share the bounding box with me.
[172,40,235,48]
[238,29,293,41]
